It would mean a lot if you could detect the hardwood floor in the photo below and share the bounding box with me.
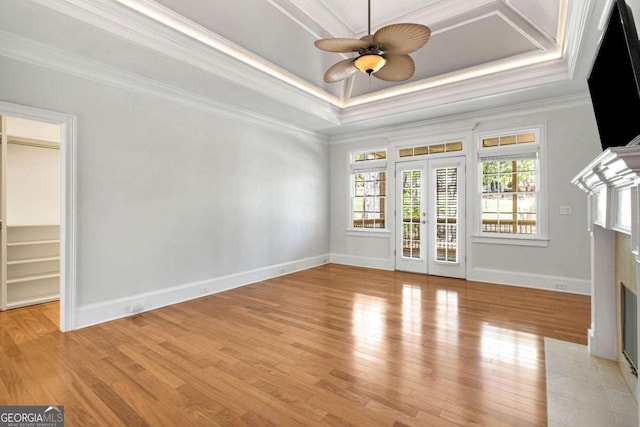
[0,264,590,426]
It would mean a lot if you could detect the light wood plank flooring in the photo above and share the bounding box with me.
[0,264,590,426]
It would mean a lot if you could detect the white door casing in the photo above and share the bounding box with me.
[395,157,465,278]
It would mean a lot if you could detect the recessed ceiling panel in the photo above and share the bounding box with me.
[349,14,539,97]
[308,0,441,35]
[508,0,560,41]
[154,0,336,92]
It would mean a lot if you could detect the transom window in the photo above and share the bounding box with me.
[354,150,386,162]
[399,141,463,158]
[481,132,535,148]
[351,149,387,230]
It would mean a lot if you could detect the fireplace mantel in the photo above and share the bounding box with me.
[574,146,640,193]
[573,146,640,244]
[572,146,640,364]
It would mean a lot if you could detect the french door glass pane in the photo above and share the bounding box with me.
[435,167,458,263]
[402,170,421,259]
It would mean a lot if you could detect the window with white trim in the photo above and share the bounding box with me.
[478,130,543,238]
[351,149,387,230]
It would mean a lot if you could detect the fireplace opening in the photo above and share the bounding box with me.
[622,283,638,377]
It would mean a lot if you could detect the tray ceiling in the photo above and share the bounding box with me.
[0,0,602,134]
[150,0,564,99]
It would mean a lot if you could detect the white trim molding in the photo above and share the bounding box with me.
[329,253,394,271]
[468,267,590,295]
[572,146,640,363]
[75,254,330,329]
[0,101,77,332]
[13,0,592,128]
[0,32,330,144]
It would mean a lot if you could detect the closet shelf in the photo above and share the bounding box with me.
[7,256,60,265]
[0,127,61,310]
[7,239,60,247]
[7,272,60,284]
[6,294,59,310]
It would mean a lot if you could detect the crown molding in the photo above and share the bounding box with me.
[340,54,570,126]
[330,92,590,144]
[11,0,593,139]
[563,0,596,78]
[0,31,329,144]
[573,146,640,194]
[30,0,343,118]
[28,0,585,114]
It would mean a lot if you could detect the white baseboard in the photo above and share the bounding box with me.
[468,267,591,295]
[329,253,394,271]
[328,255,590,295]
[74,254,330,329]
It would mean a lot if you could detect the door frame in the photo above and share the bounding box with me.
[0,101,77,331]
[394,156,466,278]
[395,160,428,274]
[427,156,466,278]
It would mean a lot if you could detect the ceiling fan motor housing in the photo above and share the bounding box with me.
[355,45,386,75]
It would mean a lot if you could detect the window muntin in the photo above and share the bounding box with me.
[351,149,387,230]
[478,130,540,238]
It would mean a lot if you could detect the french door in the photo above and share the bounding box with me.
[395,157,465,278]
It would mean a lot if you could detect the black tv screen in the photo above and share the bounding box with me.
[588,0,640,150]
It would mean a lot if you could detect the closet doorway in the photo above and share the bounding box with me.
[0,115,62,316]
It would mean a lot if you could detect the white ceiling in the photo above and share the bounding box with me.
[0,0,607,135]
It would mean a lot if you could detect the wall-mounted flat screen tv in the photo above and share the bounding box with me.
[588,0,640,150]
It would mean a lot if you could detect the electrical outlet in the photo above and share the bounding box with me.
[128,302,144,313]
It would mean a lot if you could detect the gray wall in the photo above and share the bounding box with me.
[469,104,600,290]
[329,100,601,294]
[0,56,329,312]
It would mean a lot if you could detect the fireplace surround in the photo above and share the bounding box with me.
[573,146,640,407]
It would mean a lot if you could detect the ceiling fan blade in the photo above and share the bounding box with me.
[314,38,369,53]
[373,23,431,55]
[374,55,415,82]
[360,35,374,44]
[324,59,358,83]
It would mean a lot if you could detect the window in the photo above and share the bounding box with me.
[351,150,387,229]
[399,141,463,158]
[478,129,543,240]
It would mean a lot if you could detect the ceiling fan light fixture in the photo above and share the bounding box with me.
[354,54,386,75]
[315,0,430,83]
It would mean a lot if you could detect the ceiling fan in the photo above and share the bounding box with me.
[314,0,431,83]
